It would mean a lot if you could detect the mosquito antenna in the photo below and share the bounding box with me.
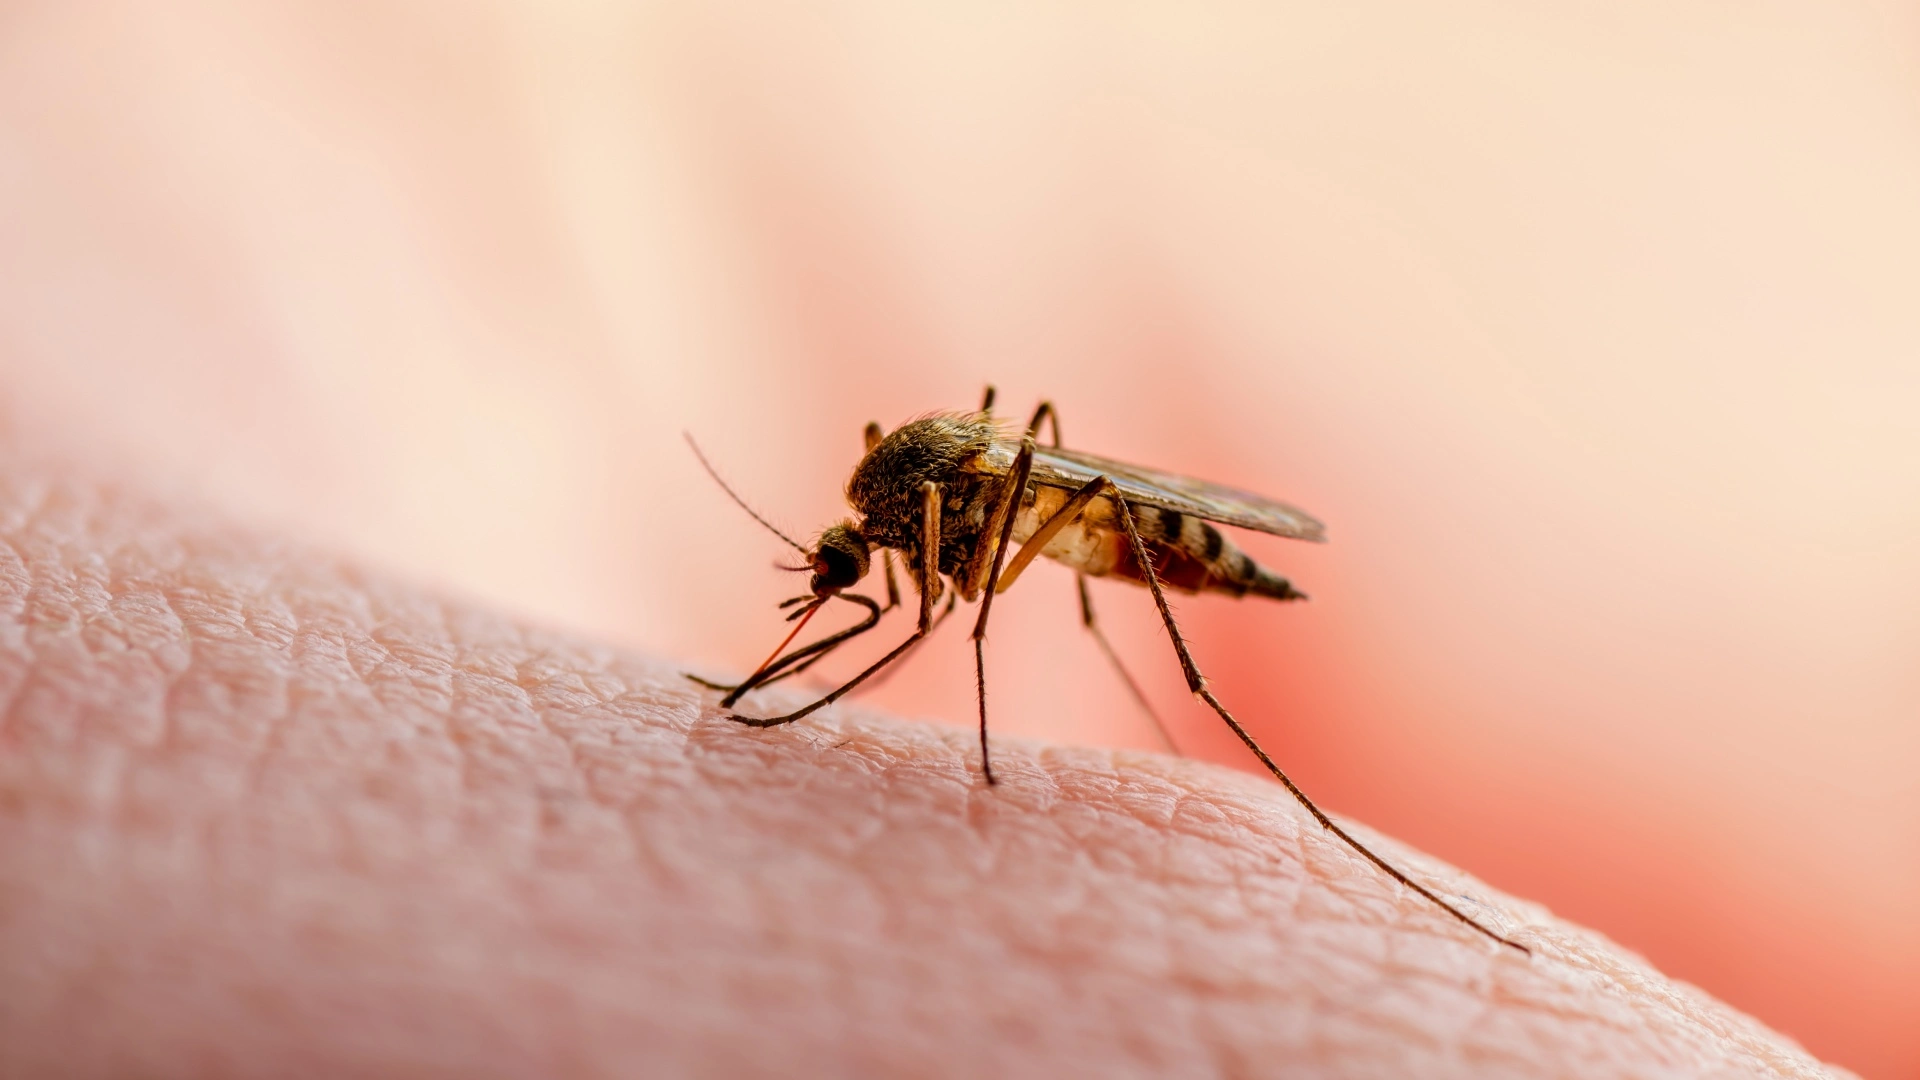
[684,432,807,554]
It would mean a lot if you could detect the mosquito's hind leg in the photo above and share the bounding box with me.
[1109,497,1531,955]
[1076,576,1181,755]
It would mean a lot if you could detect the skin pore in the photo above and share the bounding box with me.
[0,466,1848,1078]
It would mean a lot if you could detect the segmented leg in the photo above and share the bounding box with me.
[705,593,884,704]
[1109,496,1531,955]
[728,482,946,729]
[850,589,957,697]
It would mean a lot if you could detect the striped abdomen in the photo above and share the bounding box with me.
[1009,490,1305,601]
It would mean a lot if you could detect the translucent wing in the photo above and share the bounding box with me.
[974,439,1326,542]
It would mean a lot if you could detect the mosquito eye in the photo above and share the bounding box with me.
[816,545,859,589]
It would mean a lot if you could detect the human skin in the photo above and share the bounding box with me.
[0,469,1851,1077]
[3,4,1916,1073]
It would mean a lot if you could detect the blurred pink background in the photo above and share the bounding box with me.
[2,3,1916,1074]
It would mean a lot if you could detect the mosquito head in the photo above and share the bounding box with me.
[809,521,870,597]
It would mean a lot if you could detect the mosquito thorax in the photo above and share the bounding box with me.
[810,521,870,595]
[847,413,998,544]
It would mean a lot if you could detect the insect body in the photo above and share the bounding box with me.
[879,413,1316,602]
[689,389,1528,955]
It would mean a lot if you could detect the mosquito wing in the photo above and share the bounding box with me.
[973,439,1326,542]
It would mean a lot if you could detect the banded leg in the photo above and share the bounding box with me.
[1109,496,1529,954]
[729,481,946,729]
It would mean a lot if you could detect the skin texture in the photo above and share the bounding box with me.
[0,468,1853,1078]
[2,4,1915,1073]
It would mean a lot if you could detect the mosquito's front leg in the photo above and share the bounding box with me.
[707,593,885,706]
[728,483,944,729]
[846,587,957,699]
[914,483,942,632]
[1108,496,1531,954]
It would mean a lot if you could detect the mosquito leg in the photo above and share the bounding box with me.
[757,582,922,694]
[992,473,1107,593]
[972,465,1177,753]
[729,631,925,728]
[729,484,944,728]
[955,401,1069,781]
[880,550,901,610]
[853,590,957,697]
[934,587,958,629]
[965,432,1038,785]
[1076,575,1181,755]
[715,594,884,706]
[736,626,856,689]
[1110,497,1530,955]
[1028,400,1060,447]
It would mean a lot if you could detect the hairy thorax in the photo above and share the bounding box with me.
[846,414,1001,581]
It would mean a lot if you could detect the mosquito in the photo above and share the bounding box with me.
[687,387,1529,954]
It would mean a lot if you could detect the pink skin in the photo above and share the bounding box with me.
[2,5,1913,1074]
[0,470,1849,1078]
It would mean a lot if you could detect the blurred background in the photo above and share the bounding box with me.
[2,2,1915,1074]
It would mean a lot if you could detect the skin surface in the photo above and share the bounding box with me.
[2,4,1915,1073]
[0,467,1852,1078]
